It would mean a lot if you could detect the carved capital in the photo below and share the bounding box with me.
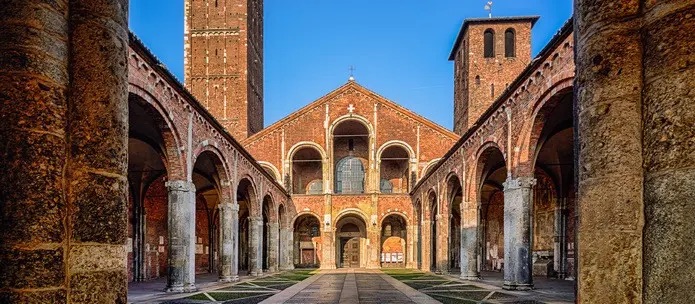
[165,180,194,192]
[503,177,537,190]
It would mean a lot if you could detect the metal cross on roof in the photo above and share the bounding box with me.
[348,65,356,81]
[485,1,493,18]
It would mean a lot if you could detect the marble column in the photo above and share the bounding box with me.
[166,180,197,292]
[248,216,263,276]
[502,177,535,290]
[218,202,238,282]
[268,222,279,272]
[460,201,479,280]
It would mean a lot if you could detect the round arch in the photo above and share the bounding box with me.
[258,161,282,183]
[377,140,416,160]
[287,141,328,162]
[328,114,375,137]
[420,158,442,179]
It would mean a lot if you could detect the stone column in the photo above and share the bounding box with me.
[436,214,449,274]
[218,202,237,282]
[574,1,645,302]
[267,222,279,272]
[421,218,432,272]
[460,201,479,280]
[166,181,197,292]
[248,216,263,276]
[502,177,535,290]
[279,226,295,270]
[230,204,240,280]
[0,0,128,302]
[406,224,416,269]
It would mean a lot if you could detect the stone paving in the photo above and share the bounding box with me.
[129,269,575,303]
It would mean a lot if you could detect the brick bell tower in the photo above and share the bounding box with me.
[450,16,538,135]
[184,0,264,139]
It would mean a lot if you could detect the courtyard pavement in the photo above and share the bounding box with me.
[127,269,575,303]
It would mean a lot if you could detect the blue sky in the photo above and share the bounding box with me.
[130,0,572,130]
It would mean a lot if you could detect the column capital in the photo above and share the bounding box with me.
[503,177,536,190]
[165,180,194,192]
[218,202,239,211]
[248,216,263,223]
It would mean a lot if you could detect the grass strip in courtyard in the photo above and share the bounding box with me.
[175,269,318,304]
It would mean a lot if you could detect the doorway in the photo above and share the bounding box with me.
[340,237,360,268]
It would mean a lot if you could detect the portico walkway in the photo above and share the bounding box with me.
[260,269,439,304]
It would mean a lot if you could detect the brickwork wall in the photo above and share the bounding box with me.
[195,195,211,273]
[452,19,534,134]
[185,0,263,139]
[483,190,504,270]
[144,177,168,280]
[533,169,556,252]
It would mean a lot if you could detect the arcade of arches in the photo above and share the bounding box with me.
[1,1,694,303]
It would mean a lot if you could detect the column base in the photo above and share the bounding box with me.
[502,282,533,291]
[279,265,295,271]
[321,265,337,270]
[165,284,198,293]
[218,276,235,283]
[460,274,480,281]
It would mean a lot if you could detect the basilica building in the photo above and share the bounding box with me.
[1,0,693,303]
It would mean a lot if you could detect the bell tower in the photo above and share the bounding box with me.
[450,16,538,135]
[184,0,264,139]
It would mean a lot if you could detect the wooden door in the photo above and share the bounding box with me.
[341,237,360,268]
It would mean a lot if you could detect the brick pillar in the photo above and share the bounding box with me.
[166,181,197,292]
[0,0,128,302]
[502,177,535,290]
[574,0,645,302]
[218,202,236,282]
[248,216,262,276]
[460,201,479,280]
[267,222,279,272]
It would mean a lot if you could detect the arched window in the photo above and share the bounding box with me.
[335,156,365,194]
[380,179,393,194]
[484,29,495,58]
[307,180,323,194]
[505,28,515,57]
[475,75,481,86]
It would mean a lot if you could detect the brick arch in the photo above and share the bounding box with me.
[128,84,186,180]
[469,141,507,204]
[334,208,370,228]
[514,78,574,176]
[328,113,375,137]
[287,141,328,161]
[257,161,281,183]
[290,211,322,228]
[262,194,277,222]
[420,158,442,179]
[445,172,464,210]
[236,175,260,217]
[379,211,410,227]
[376,140,416,160]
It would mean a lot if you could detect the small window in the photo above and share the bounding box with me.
[484,29,495,58]
[380,179,393,194]
[505,29,516,57]
[491,83,495,98]
[475,75,481,86]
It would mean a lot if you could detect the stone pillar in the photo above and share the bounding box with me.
[460,201,479,280]
[267,222,279,272]
[436,214,449,274]
[421,218,432,272]
[230,204,240,280]
[166,181,197,292]
[406,225,416,269]
[218,202,237,282]
[574,1,646,302]
[0,0,128,302]
[502,177,535,290]
[248,216,262,276]
[279,226,295,270]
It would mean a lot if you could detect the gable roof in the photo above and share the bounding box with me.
[242,81,459,145]
[448,16,540,60]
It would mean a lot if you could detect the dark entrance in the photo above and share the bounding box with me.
[340,237,360,268]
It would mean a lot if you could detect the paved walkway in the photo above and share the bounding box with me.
[260,269,439,304]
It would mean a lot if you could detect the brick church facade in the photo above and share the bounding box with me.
[2,0,694,303]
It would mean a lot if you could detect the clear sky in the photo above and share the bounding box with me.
[129,0,573,130]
